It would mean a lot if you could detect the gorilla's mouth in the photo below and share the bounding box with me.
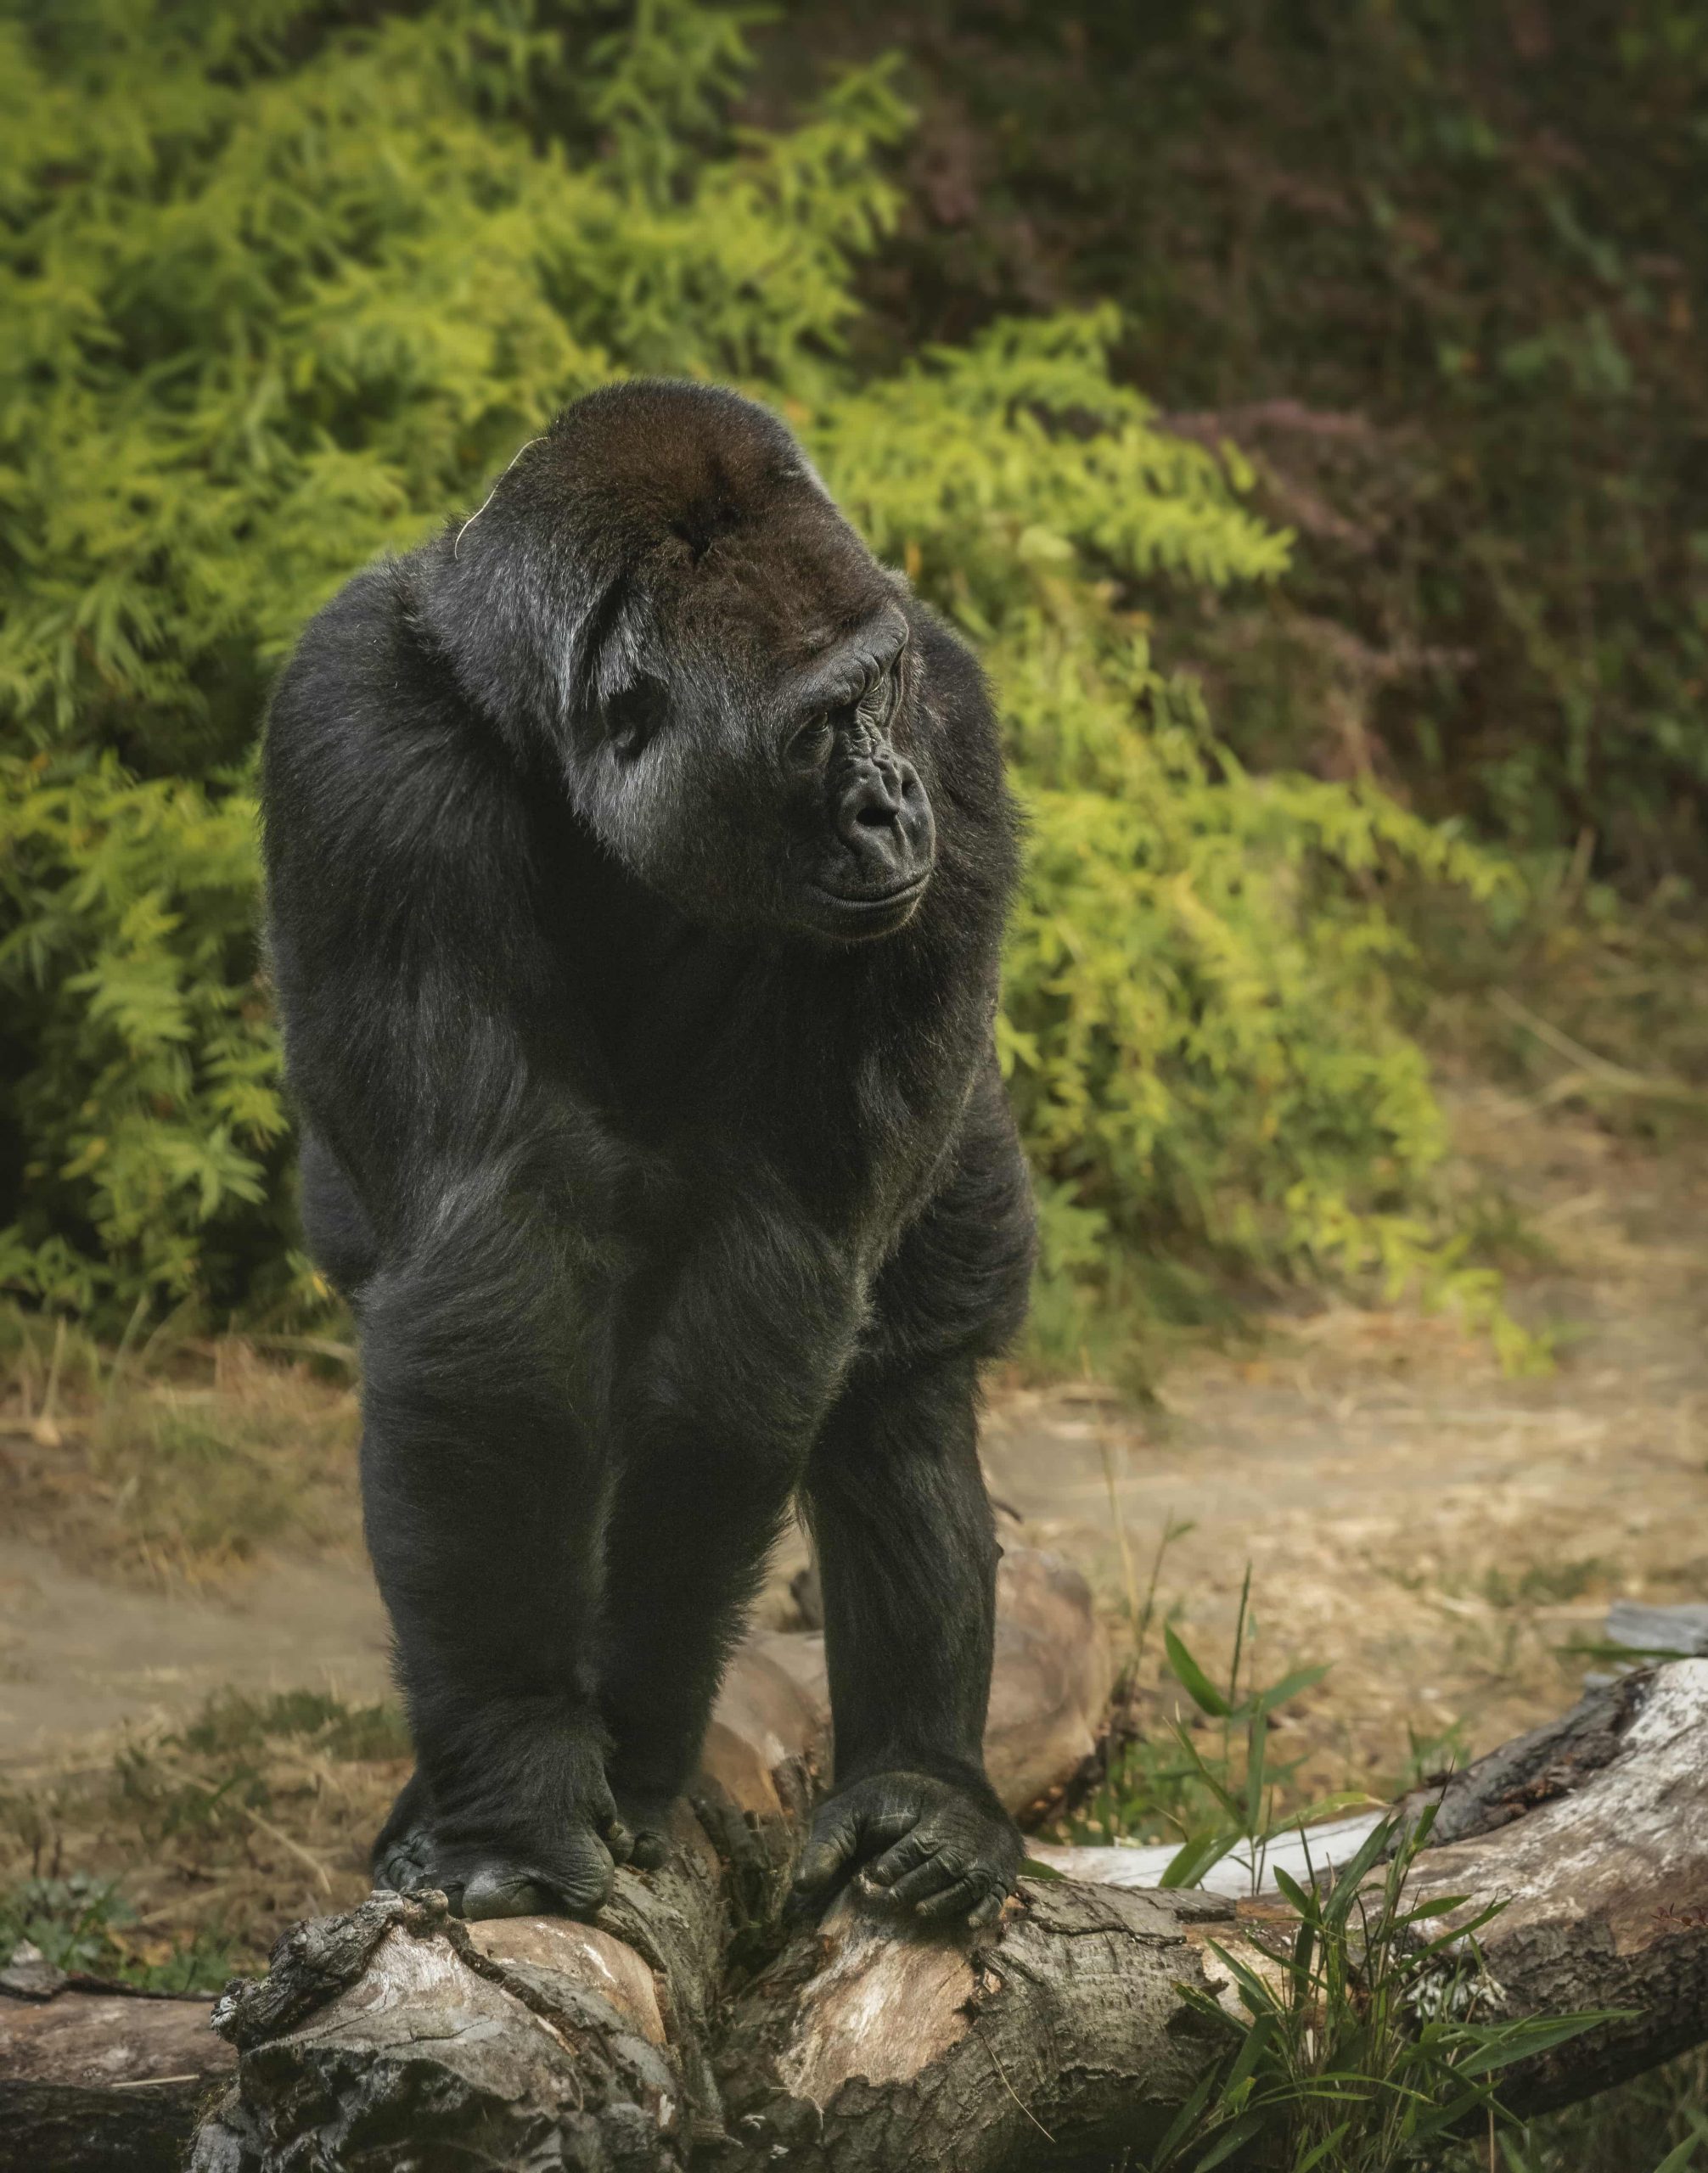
[806,871,930,935]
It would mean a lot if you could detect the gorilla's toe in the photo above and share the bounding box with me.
[458,1866,569,1919]
[373,1824,436,1895]
[613,1789,675,1872]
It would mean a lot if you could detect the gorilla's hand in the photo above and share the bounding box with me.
[792,1770,1021,1929]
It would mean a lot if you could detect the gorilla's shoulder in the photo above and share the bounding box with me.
[269,553,433,726]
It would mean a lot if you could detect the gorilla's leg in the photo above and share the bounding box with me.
[595,1211,857,1865]
[794,1352,1021,1927]
[596,1437,801,1867]
[359,1183,631,1918]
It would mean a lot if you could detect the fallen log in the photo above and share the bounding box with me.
[10,1570,1708,2170]
[1,1547,1112,2171]
[0,1953,235,2173]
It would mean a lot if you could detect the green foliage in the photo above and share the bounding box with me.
[0,1868,234,1993]
[2,0,1515,1343]
[1158,1805,1619,2173]
[0,755,285,1308]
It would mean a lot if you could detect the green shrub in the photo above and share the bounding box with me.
[0,0,1513,1352]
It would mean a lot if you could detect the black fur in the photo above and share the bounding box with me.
[262,381,1036,1926]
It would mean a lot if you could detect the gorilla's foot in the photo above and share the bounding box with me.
[376,1823,632,1918]
[371,1767,634,1919]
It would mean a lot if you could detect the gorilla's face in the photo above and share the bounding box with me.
[582,542,939,946]
[761,602,936,941]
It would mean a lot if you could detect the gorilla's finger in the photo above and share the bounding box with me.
[862,1822,938,1893]
[551,1835,619,1914]
[795,1801,913,1895]
[793,1808,865,1895]
[915,1873,995,1923]
[879,1848,966,1908]
[966,1885,1008,1929]
[602,1814,636,1867]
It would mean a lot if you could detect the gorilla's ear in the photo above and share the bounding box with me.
[413,475,652,757]
[602,675,670,761]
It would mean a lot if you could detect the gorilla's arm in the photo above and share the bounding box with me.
[263,576,632,1915]
[795,1070,1037,1926]
[355,1134,631,1917]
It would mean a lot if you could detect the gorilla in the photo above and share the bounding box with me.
[262,380,1037,1929]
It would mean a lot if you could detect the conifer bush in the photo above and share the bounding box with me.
[0,0,1509,1354]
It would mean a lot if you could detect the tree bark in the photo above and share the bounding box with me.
[8,1569,1708,2172]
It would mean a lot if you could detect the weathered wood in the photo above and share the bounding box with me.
[1390,1661,1708,2114]
[718,1660,1708,2170]
[0,1952,234,2173]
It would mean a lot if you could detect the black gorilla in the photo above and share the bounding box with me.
[262,381,1037,1929]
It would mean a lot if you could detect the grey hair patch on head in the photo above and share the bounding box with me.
[454,437,546,559]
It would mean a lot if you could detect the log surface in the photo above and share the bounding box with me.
[0,1957,233,2173]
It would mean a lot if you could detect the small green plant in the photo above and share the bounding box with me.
[0,1869,234,1995]
[1066,1558,1367,1882]
[1154,1808,1621,2173]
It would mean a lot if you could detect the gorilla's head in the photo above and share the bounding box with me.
[425,382,938,943]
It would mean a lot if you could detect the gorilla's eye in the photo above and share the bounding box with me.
[787,713,835,770]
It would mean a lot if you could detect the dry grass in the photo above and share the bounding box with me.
[0,1689,407,1987]
[0,1316,361,1589]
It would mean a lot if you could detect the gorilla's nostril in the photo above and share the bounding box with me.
[838,763,907,845]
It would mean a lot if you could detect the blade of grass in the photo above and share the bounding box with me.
[1166,1624,1233,1719]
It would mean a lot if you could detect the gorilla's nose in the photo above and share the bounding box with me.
[837,755,905,839]
[834,755,934,884]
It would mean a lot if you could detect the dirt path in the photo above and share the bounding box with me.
[986,1083,1708,1797]
[3,1085,1704,1805]
[0,1545,390,1774]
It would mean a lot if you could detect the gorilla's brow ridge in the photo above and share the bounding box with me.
[789,610,908,712]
